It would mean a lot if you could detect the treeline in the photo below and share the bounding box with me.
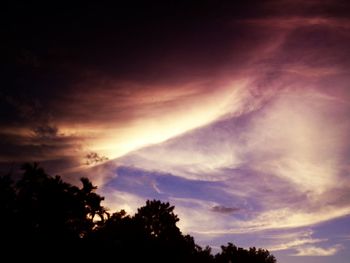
[0,163,276,262]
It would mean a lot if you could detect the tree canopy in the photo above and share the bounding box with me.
[0,163,277,263]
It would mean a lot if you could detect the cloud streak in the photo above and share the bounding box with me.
[109,83,350,260]
[293,245,344,256]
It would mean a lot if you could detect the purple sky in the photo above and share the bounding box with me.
[1,1,350,262]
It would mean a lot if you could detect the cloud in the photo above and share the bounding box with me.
[340,234,350,241]
[242,17,350,30]
[85,152,109,166]
[265,230,325,251]
[211,205,240,214]
[37,78,257,164]
[293,244,344,256]
[101,190,145,215]
[32,124,59,139]
[260,229,344,257]
[110,85,350,247]
[3,2,350,262]
[168,197,237,237]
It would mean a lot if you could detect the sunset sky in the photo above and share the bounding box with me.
[2,1,350,262]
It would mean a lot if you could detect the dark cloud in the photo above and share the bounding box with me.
[4,0,319,97]
[32,125,56,139]
[0,132,79,157]
[211,205,240,214]
[85,152,109,166]
[274,24,350,68]
[1,0,350,179]
[1,1,277,137]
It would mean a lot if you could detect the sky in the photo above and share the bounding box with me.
[1,1,350,262]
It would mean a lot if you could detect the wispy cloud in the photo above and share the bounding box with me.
[264,230,325,251]
[242,17,350,30]
[211,205,240,214]
[108,85,350,255]
[263,229,344,256]
[293,244,344,256]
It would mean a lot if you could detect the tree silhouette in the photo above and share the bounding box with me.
[0,163,277,263]
[15,163,102,241]
[215,243,276,263]
[134,200,181,239]
[0,163,107,260]
[0,173,16,243]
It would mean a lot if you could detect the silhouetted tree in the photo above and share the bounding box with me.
[85,209,137,260]
[0,173,16,240]
[215,243,276,263]
[134,200,181,239]
[0,163,277,263]
[0,163,107,260]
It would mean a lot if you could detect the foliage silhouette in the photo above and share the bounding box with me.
[216,243,276,263]
[0,163,277,263]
